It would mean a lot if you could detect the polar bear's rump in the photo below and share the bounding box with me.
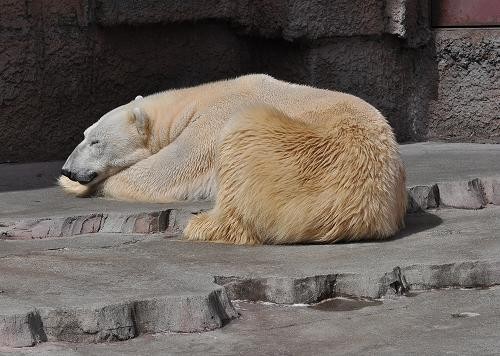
[184,104,406,244]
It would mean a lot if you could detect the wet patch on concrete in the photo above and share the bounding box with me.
[309,297,383,312]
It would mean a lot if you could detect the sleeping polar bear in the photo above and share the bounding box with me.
[60,74,407,244]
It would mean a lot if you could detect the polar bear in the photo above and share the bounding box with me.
[60,74,407,244]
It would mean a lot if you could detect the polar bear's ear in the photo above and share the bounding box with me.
[132,107,149,136]
[135,95,143,101]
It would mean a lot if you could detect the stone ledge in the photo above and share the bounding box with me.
[0,206,206,240]
[0,288,237,347]
[438,178,487,209]
[215,260,500,302]
[407,176,500,212]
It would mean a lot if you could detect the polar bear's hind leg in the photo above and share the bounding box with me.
[184,210,260,245]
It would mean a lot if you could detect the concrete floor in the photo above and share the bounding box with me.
[0,142,499,354]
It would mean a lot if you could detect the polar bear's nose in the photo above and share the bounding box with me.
[78,171,98,184]
[61,168,72,179]
[61,169,97,184]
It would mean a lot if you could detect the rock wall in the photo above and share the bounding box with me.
[429,29,500,143]
[0,0,497,162]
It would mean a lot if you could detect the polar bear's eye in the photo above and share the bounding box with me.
[90,140,100,146]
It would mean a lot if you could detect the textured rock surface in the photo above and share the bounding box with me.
[0,211,170,239]
[0,185,211,239]
[482,177,500,205]
[0,0,441,163]
[407,184,439,212]
[429,29,500,143]
[2,1,497,162]
[2,1,497,163]
[95,0,388,39]
[437,179,487,209]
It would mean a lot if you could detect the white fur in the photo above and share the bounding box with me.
[60,74,407,245]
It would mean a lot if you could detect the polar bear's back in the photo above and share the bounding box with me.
[237,74,386,129]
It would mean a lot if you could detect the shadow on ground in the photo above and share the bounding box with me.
[330,210,443,246]
[392,211,443,240]
[0,161,62,193]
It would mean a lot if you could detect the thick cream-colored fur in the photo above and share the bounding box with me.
[185,105,406,244]
[61,74,407,244]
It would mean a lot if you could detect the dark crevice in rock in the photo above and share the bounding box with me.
[27,310,48,346]
[386,267,411,296]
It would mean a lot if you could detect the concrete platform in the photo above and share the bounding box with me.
[0,142,499,353]
[400,142,500,185]
[4,287,499,355]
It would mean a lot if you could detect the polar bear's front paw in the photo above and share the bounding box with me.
[58,175,92,197]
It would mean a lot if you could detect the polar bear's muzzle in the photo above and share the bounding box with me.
[61,168,98,185]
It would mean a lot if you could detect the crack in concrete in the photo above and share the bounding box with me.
[0,237,150,260]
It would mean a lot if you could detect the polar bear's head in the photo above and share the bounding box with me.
[61,97,151,185]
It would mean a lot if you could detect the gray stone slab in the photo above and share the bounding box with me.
[0,236,238,346]
[406,184,439,212]
[437,178,487,209]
